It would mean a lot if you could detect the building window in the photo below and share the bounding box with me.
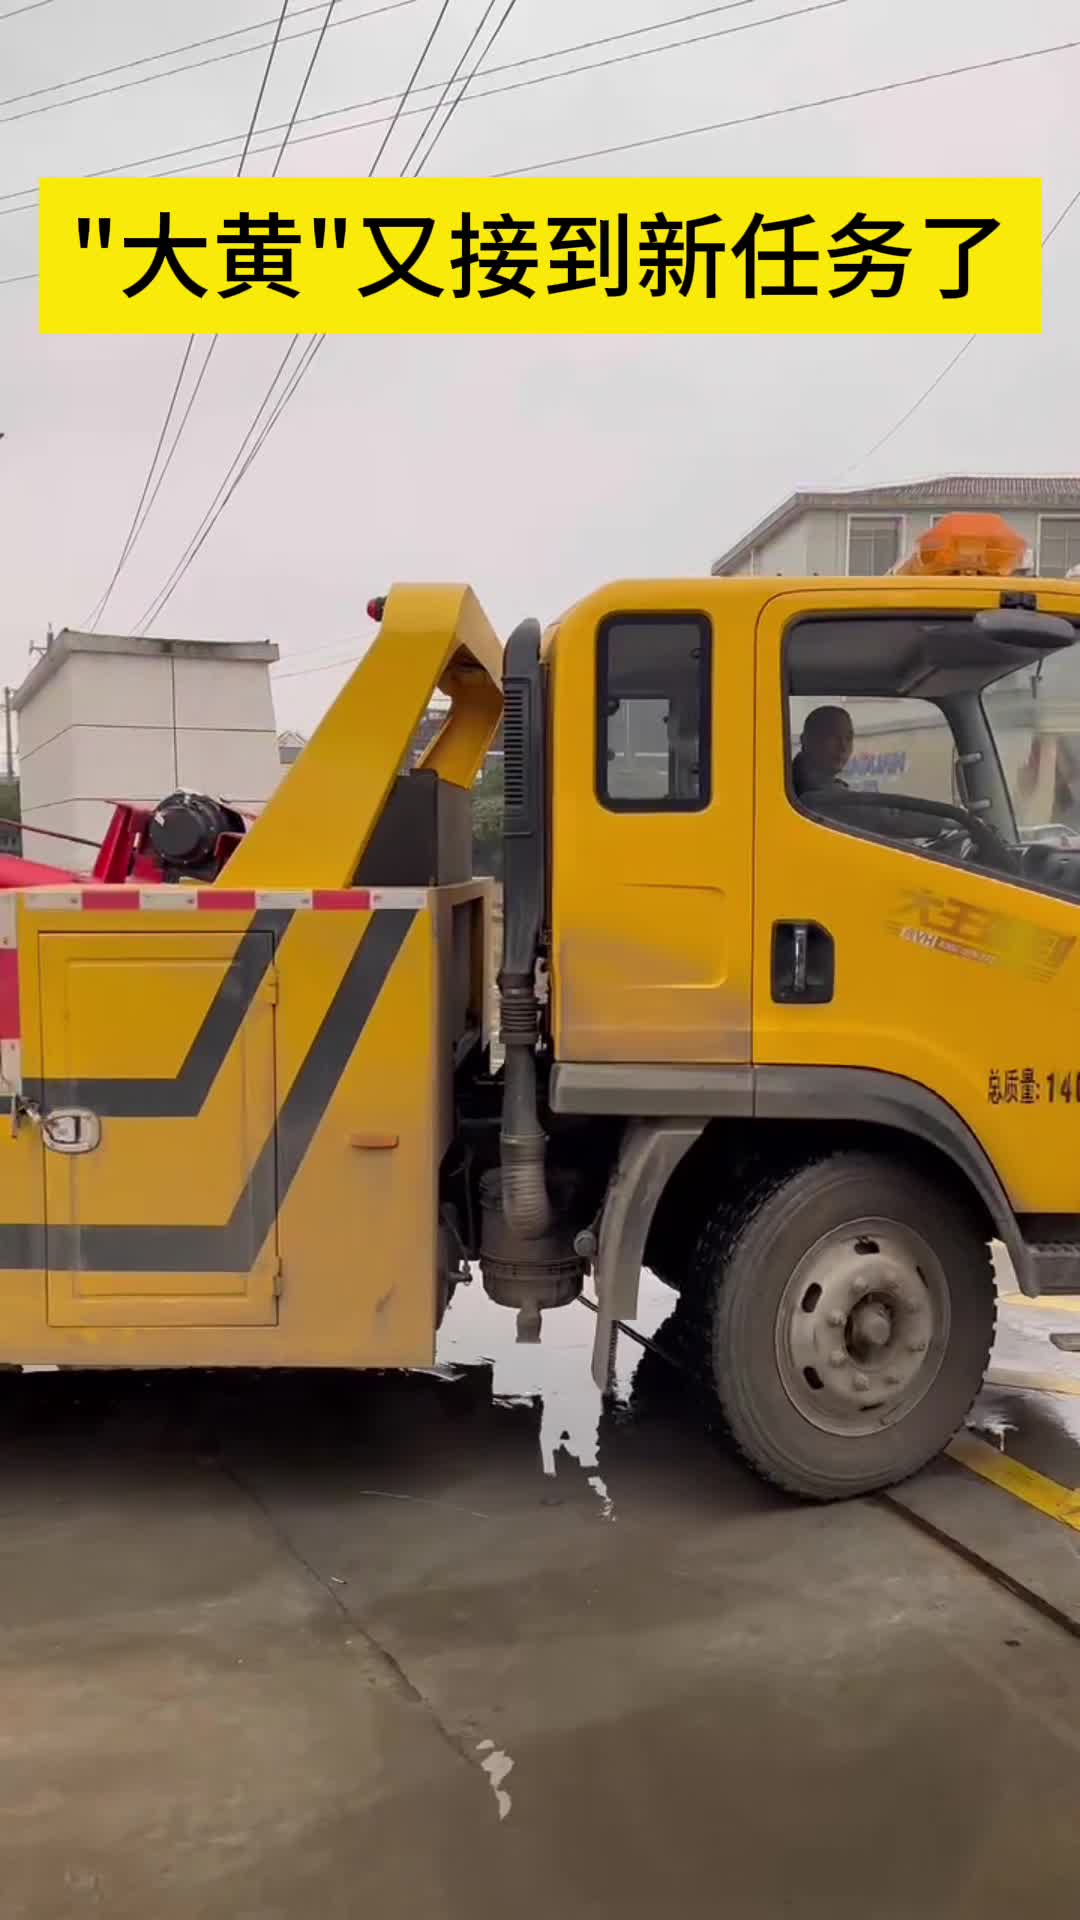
[597,614,711,811]
[1038,517,1080,577]
[847,514,902,575]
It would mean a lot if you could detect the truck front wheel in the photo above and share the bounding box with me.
[694,1153,996,1501]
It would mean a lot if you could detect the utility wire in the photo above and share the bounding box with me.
[0,0,397,109]
[0,0,63,19]
[398,0,500,175]
[272,0,341,174]
[83,339,197,627]
[0,1,815,216]
[0,0,415,126]
[86,0,295,631]
[135,334,327,634]
[366,0,453,177]
[496,34,1080,173]
[238,0,292,177]
[133,340,306,634]
[271,628,369,665]
[6,16,1071,273]
[841,181,1080,477]
[136,0,463,634]
[138,0,526,633]
[273,649,366,680]
[409,0,518,174]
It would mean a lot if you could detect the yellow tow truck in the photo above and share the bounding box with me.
[3,514,1080,1500]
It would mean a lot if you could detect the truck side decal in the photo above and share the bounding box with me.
[23,909,291,1118]
[0,907,416,1272]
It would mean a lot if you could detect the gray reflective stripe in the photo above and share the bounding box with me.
[22,909,293,1118]
[0,909,415,1274]
[550,1062,752,1116]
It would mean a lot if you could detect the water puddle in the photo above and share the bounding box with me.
[476,1739,515,1820]
[437,1268,674,1485]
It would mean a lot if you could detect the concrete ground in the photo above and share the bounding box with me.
[1,1273,1079,1919]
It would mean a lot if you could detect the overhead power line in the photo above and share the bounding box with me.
[135,0,470,634]
[86,0,301,631]
[398,0,501,177]
[841,181,1080,477]
[133,339,308,634]
[270,3,527,681]
[0,0,814,216]
[271,629,370,667]
[145,0,872,629]
[271,0,342,174]
[237,0,292,178]
[0,0,393,109]
[497,34,1080,173]
[83,339,198,627]
[0,0,63,19]
[365,0,453,177]
[408,0,520,175]
[0,0,416,126]
[273,649,368,681]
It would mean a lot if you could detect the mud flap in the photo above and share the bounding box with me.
[590,1120,702,1390]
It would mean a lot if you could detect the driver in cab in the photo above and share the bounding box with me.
[792,706,854,801]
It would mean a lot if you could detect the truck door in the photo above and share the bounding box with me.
[551,592,755,1064]
[752,587,1080,1219]
[40,928,280,1327]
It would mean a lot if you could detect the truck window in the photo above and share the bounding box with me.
[788,695,956,806]
[598,614,711,811]
[983,660,1080,848]
[782,613,1015,879]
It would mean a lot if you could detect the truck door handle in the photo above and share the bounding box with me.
[41,1108,101,1155]
[772,922,834,1004]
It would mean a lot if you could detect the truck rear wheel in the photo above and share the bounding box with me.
[693,1153,996,1501]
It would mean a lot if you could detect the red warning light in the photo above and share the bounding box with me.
[366,595,386,622]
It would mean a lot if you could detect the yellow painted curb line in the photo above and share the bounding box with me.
[998,1292,1080,1315]
[947,1430,1080,1532]
[986,1365,1080,1400]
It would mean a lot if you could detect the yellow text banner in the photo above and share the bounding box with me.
[39,177,1042,336]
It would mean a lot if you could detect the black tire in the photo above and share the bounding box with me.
[692,1152,996,1502]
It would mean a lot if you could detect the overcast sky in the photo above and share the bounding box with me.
[0,0,1076,733]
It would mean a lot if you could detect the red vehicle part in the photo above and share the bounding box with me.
[0,795,248,890]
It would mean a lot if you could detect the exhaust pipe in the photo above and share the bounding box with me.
[498,973,551,1239]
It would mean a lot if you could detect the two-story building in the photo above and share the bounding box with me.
[711,475,1080,581]
[711,476,1080,835]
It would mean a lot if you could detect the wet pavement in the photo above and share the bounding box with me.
[975,1266,1080,1487]
[0,1268,1078,1917]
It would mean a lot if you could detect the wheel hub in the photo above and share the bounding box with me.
[774,1218,950,1437]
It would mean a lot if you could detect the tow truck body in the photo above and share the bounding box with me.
[5,529,1080,1499]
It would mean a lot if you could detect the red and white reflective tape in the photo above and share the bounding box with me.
[0,897,18,1063]
[17,886,429,914]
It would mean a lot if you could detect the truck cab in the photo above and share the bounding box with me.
[471,515,1080,1498]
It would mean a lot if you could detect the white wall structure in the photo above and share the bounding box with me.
[13,630,280,871]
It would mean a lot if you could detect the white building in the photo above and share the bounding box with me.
[14,629,280,870]
[711,475,1080,579]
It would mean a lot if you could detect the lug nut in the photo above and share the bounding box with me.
[908,1338,928,1354]
[826,1311,845,1328]
[853,1372,870,1392]
[884,1372,901,1387]
[829,1349,847,1368]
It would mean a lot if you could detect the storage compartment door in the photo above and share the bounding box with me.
[41,930,279,1328]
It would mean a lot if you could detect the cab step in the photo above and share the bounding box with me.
[1027,1243,1080,1293]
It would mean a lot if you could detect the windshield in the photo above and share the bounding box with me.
[984,655,1080,845]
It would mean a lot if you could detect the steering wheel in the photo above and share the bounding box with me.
[804,788,1019,875]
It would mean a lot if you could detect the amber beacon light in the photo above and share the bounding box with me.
[892,513,1028,578]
